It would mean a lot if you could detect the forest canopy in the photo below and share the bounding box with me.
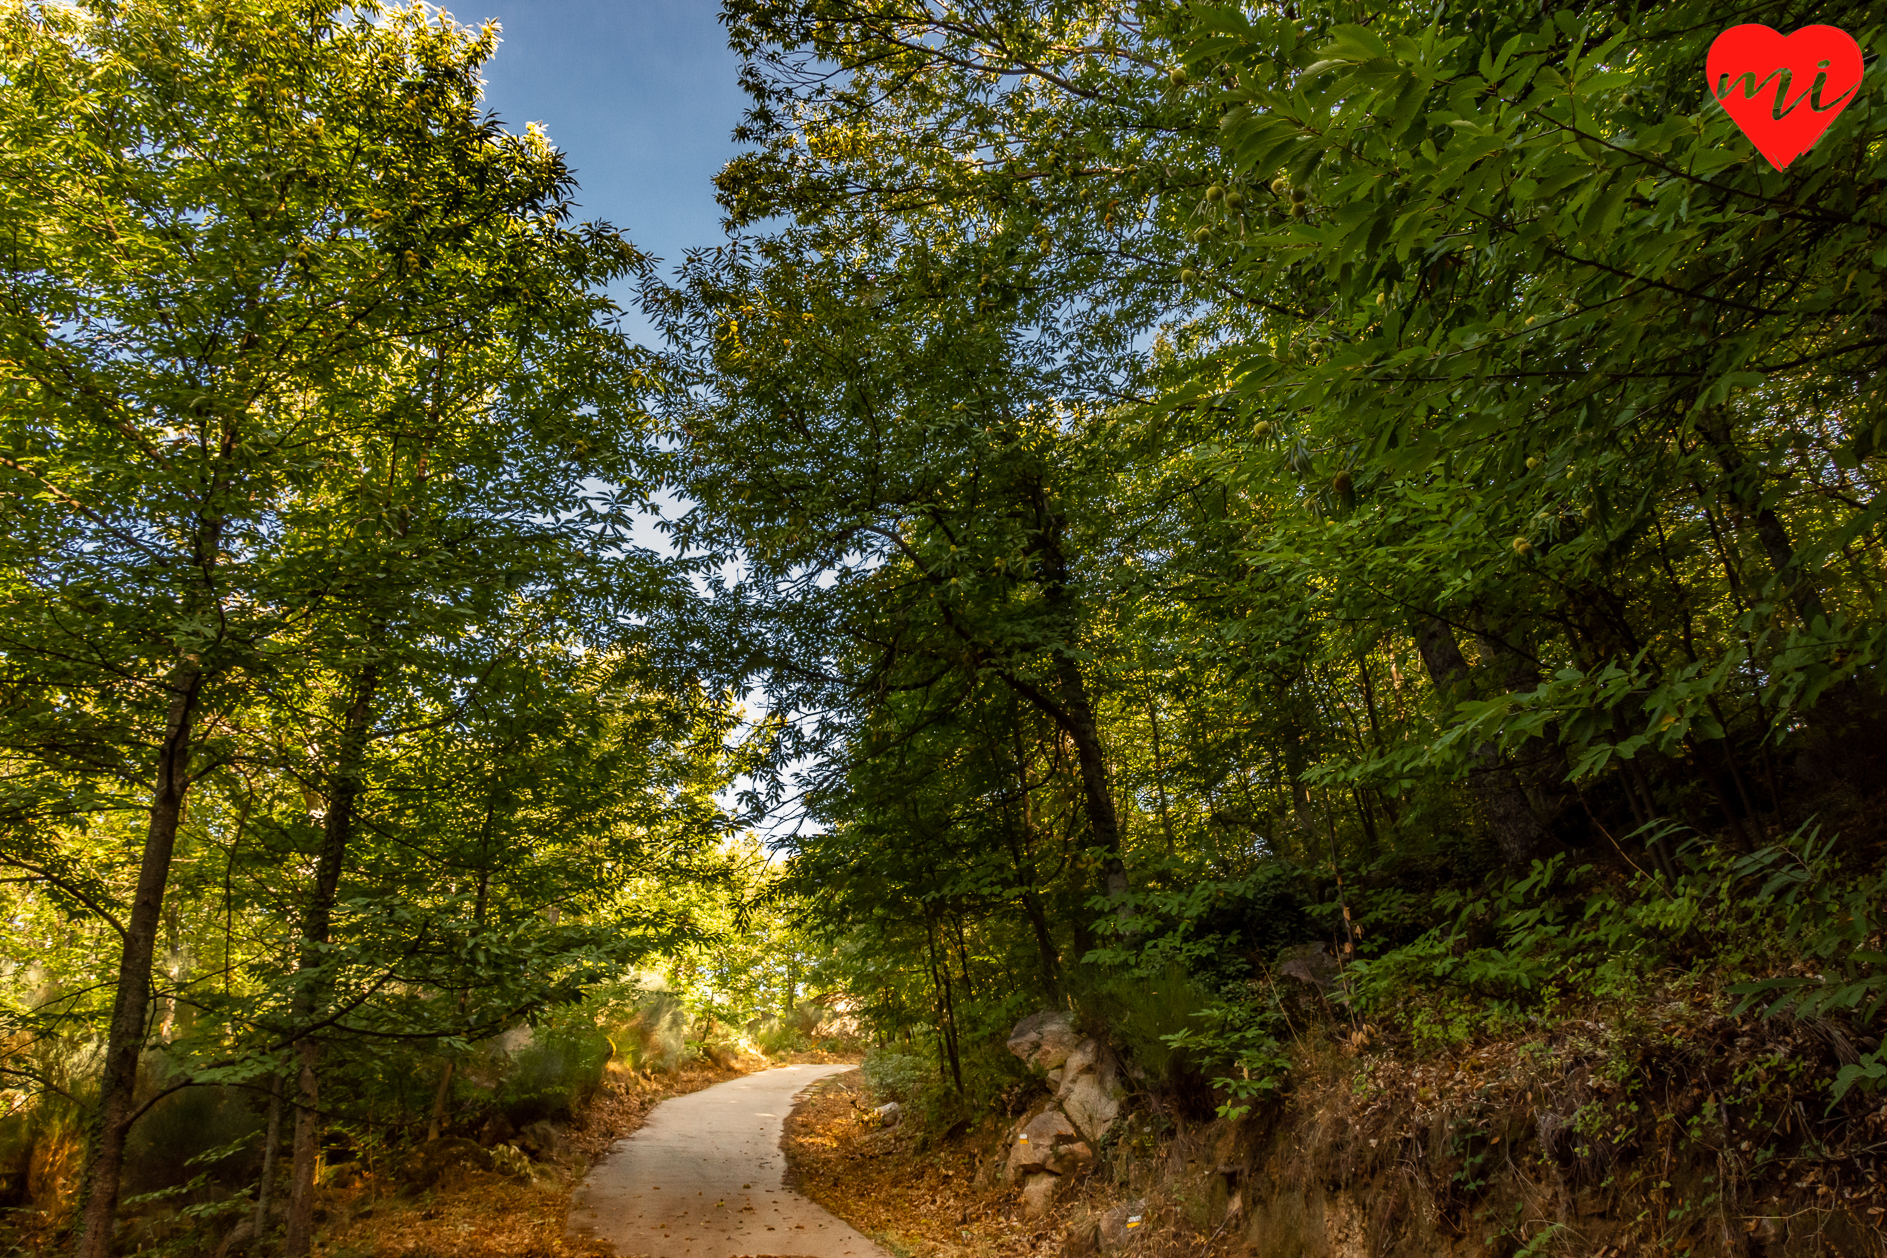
[3,0,1886,1253]
[649,0,1887,1129]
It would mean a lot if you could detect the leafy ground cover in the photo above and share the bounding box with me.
[314,1054,861,1258]
[785,1070,1052,1258]
[252,1064,741,1258]
[782,1069,1226,1258]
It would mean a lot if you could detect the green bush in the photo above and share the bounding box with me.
[1349,825,1887,1097]
[611,989,690,1073]
[494,1013,613,1126]
[1070,962,1215,1084]
[749,1014,804,1056]
[860,1049,933,1105]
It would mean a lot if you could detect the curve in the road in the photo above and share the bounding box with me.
[567,1063,887,1258]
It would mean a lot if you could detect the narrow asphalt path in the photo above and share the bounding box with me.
[567,1064,887,1258]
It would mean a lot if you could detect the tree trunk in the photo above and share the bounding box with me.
[1019,886,1060,992]
[254,1072,284,1237]
[1004,482,1128,905]
[1695,414,1880,800]
[1413,616,1551,869]
[1001,638,1126,904]
[284,1040,322,1257]
[925,920,965,1097]
[426,1062,456,1142]
[951,915,976,1002]
[1049,653,1128,901]
[75,662,204,1258]
[1283,730,1323,853]
[284,661,379,1258]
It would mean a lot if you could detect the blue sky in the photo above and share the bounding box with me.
[477,0,748,339]
[479,0,745,549]
[476,3,797,824]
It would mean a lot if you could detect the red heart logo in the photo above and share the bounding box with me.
[1706,24,1864,170]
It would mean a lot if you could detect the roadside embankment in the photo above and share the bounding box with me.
[786,1007,1887,1258]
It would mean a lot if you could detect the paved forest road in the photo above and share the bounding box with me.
[567,1064,887,1258]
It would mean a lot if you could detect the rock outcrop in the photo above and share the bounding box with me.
[1006,1108,1082,1179]
[1056,1039,1121,1144]
[1098,1199,1149,1254]
[1007,1010,1084,1070]
[1001,1011,1126,1215]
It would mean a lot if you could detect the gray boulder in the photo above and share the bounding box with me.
[1005,1011,1126,1146]
[1005,1107,1080,1180]
[1047,1139,1093,1176]
[1277,943,1340,989]
[1056,1041,1123,1144]
[516,1119,568,1163]
[1020,1169,1064,1218]
[1006,1010,1083,1071]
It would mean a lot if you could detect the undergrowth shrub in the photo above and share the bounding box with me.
[0,1094,85,1214]
[1071,963,1214,1084]
[1348,824,1887,1099]
[597,985,689,1073]
[749,1014,804,1055]
[123,1076,264,1196]
[1079,950,1298,1116]
[860,1049,931,1105]
[0,1034,97,1215]
[494,1008,614,1125]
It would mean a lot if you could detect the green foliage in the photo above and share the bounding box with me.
[609,987,694,1074]
[493,1012,616,1127]
[1351,826,1887,1100]
[1719,834,1887,1100]
[0,0,763,1238]
[658,0,1887,1139]
[4,0,1887,1242]
[860,1050,934,1106]
[1070,964,1210,1084]
[1158,989,1292,1121]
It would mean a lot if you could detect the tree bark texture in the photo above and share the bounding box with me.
[75,663,204,1258]
[1049,653,1129,902]
[1005,484,1129,904]
[284,662,379,1258]
[426,1062,456,1142]
[925,919,965,1097]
